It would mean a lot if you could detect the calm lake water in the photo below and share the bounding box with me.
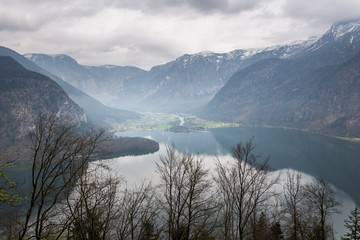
[106,127,360,237]
[5,127,357,237]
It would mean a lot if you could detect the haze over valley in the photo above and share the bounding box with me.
[6,19,360,138]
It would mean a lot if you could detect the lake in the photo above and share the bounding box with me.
[5,126,358,237]
[104,126,360,237]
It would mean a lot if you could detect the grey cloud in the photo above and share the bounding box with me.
[282,0,360,24]
[0,0,264,35]
[72,41,179,69]
[4,0,360,71]
[110,0,265,15]
[0,19,34,32]
[186,0,261,14]
[0,0,107,32]
[0,11,45,32]
[13,21,181,69]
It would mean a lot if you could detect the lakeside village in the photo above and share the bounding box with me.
[111,112,239,132]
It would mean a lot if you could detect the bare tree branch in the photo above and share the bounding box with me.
[214,138,280,240]
[17,114,106,240]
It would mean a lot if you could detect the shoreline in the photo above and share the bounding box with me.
[109,112,360,144]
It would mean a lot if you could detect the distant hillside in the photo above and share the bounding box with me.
[0,56,86,143]
[201,19,360,137]
[0,46,140,126]
[294,51,360,137]
[139,40,315,113]
[25,38,315,113]
[24,53,148,111]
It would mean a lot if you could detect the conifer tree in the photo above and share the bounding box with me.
[270,221,284,240]
[342,207,360,240]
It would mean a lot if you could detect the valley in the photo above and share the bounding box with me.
[111,112,239,132]
[16,19,360,138]
[1,18,360,239]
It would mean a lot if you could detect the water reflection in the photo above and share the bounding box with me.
[209,127,360,207]
[99,133,357,237]
[115,127,360,207]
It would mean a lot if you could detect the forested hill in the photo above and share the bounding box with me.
[293,51,360,137]
[0,56,85,143]
[201,19,360,137]
[0,46,140,127]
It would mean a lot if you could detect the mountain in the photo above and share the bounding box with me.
[25,38,316,113]
[201,19,360,137]
[293,50,360,137]
[23,53,148,110]
[0,56,86,143]
[140,39,316,112]
[0,46,139,125]
[16,19,360,137]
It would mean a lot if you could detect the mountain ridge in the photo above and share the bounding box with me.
[15,19,360,137]
[201,19,360,137]
[25,37,316,113]
[0,46,140,126]
[0,56,86,143]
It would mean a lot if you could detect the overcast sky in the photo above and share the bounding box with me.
[1,0,360,69]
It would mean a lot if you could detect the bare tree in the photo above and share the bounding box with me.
[18,114,106,240]
[303,178,341,240]
[65,163,120,240]
[282,171,312,240]
[115,180,160,240]
[214,138,280,240]
[156,145,219,240]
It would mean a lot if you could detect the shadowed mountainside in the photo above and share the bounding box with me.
[201,19,360,137]
[0,46,140,127]
[0,56,86,144]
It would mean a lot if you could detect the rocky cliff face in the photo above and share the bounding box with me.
[0,56,86,141]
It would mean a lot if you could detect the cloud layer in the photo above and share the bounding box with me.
[1,0,360,69]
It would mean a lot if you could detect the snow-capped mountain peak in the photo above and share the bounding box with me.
[328,19,360,39]
[195,51,215,57]
[24,53,79,65]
